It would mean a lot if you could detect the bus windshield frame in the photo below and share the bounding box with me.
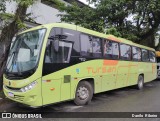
[5,28,46,79]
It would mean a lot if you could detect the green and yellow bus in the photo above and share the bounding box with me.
[156,51,160,78]
[3,23,157,107]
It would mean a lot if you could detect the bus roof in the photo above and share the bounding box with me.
[20,23,155,51]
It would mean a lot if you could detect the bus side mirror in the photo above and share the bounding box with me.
[53,40,59,52]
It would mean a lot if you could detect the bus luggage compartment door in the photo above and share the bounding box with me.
[41,77,61,105]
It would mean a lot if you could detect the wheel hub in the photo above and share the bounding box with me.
[77,86,89,100]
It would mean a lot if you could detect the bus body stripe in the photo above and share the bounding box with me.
[107,36,121,42]
[103,60,118,66]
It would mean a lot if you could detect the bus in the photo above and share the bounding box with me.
[156,51,160,78]
[3,23,157,107]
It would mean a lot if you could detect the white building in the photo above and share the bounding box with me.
[0,0,86,56]
[3,0,86,27]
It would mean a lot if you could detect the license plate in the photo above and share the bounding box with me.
[8,92,14,97]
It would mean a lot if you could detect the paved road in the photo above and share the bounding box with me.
[0,80,160,121]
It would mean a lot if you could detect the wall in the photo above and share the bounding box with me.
[5,0,68,25]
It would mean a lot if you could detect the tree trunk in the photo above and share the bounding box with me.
[0,3,28,90]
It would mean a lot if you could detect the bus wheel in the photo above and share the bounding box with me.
[137,75,144,90]
[74,81,93,106]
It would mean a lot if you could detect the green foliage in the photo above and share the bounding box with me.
[58,2,105,32]
[105,27,121,36]
[41,0,65,10]
[52,0,65,9]
[11,0,35,7]
[16,17,27,29]
[57,0,160,48]
[0,13,14,20]
[0,0,35,13]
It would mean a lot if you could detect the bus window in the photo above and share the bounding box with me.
[104,40,119,59]
[6,29,46,73]
[112,42,119,59]
[104,40,112,59]
[137,48,141,61]
[45,28,73,63]
[132,46,138,61]
[120,44,131,60]
[142,49,149,62]
[80,34,92,57]
[92,37,102,58]
[63,28,80,56]
[132,47,141,61]
[149,51,156,62]
[50,41,72,63]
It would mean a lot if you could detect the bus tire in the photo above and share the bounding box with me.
[137,75,144,90]
[74,81,93,106]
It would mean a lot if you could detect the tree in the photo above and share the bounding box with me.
[0,0,36,90]
[58,1,105,33]
[58,0,160,48]
[0,0,6,12]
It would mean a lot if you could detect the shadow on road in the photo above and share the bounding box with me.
[0,79,159,113]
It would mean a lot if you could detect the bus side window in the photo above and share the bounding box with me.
[149,51,156,63]
[62,28,80,56]
[45,41,52,63]
[45,28,61,63]
[44,28,73,63]
[104,40,112,59]
[80,34,92,57]
[92,37,102,58]
[132,46,141,61]
[112,42,119,59]
[120,44,131,60]
[137,48,142,61]
[142,49,149,62]
[104,40,119,60]
[132,46,138,61]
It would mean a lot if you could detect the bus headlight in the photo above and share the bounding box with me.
[20,81,37,92]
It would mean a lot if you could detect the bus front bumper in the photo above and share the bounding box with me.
[3,85,43,107]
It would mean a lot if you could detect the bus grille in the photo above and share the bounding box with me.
[5,86,21,92]
[13,95,24,102]
[4,86,24,101]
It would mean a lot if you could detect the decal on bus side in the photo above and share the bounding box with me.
[87,66,116,74]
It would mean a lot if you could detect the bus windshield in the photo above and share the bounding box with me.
[6,29,46,74]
